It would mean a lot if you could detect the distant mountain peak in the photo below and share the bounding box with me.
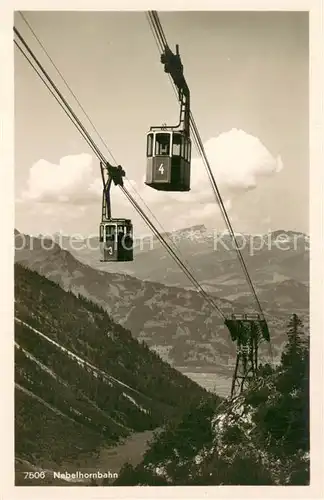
[169,224,209,242]
[268,229,308,239]
[174,224,207,234]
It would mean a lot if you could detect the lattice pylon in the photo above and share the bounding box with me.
[226,317,261,399]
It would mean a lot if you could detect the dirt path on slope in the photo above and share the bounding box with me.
[60,428,159,485]
[15,429,159,486]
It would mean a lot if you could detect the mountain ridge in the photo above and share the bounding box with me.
[14,228,308,381]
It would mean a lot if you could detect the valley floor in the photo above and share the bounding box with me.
[183,372,231,397]
[15,429,157,486]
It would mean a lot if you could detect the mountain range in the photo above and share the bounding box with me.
[15,226,309,385]
[53,225,309,292]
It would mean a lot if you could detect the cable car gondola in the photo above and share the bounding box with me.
[99,218,133,262]
[99,163,134,262]
[146,128,191,191]
[145,44,191,192]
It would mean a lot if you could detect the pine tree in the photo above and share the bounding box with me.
[282,313,307,365]
[259,314,310,466]
[279,313,309,393]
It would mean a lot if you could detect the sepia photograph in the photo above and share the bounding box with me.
[6,4,322,494]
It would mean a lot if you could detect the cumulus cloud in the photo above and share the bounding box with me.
[18,130,283,233]
[125,128,283,212]
[21,130,281,208]
[169,128,282,205]
[21,154,102,204]
[20,153,136,211]
[122,129,283,230]
[203,128,283,189]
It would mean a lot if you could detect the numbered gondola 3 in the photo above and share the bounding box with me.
[99,162,134,262]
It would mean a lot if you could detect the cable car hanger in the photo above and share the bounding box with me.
[151,44,190,136]
[100,162,125,220]
[99,162,134,263]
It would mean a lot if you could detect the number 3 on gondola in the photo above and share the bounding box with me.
[103,242,116,260]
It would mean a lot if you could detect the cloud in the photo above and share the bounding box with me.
[21,154,102,204]
[17,130,283,233]
[21,130,281,208]
[127,128,283,211]
[169,128,283,204]
[20,153,136,211]
[118,129,282,230]
[203,128,283,190]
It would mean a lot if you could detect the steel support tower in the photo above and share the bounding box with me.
[225,314,270,399]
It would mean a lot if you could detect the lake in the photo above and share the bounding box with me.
[184,372,231,397]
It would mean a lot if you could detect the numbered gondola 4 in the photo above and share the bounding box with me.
[99,218,133,262]
[145,43,191,192]
[145,129,191,191]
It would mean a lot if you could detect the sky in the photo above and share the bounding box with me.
[14,10,309,237]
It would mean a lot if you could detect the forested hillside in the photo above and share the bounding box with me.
[15,263,212,483]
